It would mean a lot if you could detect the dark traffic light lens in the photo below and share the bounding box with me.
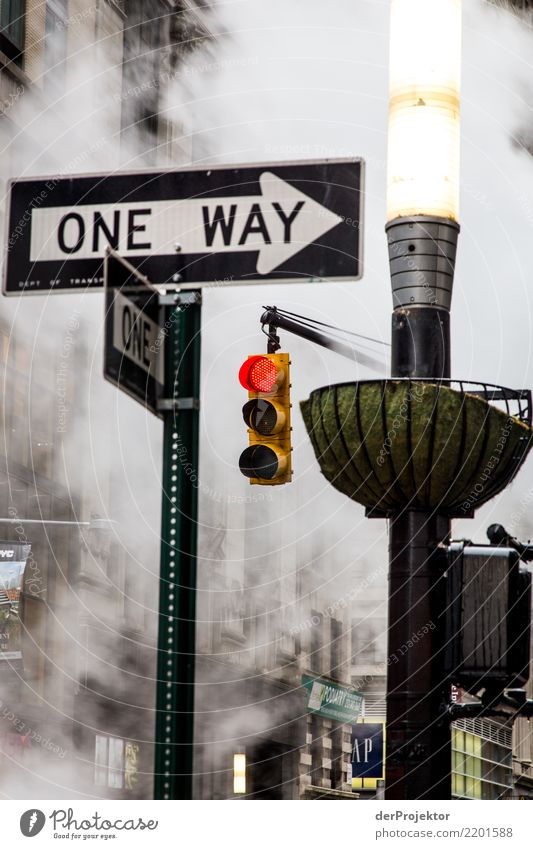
[239,445,279,480]
[242,399,278,435]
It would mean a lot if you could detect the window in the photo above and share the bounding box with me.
[309,610,323,674]
[94,735,125,789]
[452,725,512,800]
[140,4,160,52]
[138,108,159,145]
[0,0,25,61]
[94,736,108,786]
[0,331,9,362]
[44,1,67,90]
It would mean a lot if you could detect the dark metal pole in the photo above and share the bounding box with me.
[385,216,459,799]
[154,292,201,800]
[387,512,451,798]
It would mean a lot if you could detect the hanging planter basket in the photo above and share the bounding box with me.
[300,380,533,517]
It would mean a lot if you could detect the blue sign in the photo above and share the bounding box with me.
[351,722,385,780]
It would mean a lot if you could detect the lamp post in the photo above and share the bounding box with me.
[385,0,462,799]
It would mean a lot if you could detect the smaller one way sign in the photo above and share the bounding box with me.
[104,250,163,418]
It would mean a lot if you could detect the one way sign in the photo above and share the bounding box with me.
[3,159,363,294]
[104,250,163,417]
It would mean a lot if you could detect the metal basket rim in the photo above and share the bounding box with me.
[304,378,532,427]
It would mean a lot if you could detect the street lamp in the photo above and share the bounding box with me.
[384,0,462,801]
[387,0,461,222]
[386,0,461,379]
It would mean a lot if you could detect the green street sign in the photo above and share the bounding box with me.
[301,674,363,724]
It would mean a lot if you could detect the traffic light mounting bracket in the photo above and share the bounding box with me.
[487,522,533,562]
[158,291,202,307]
[449,690,533,721]
[445,522,533,724]
[157,397,200,412]
[260,306,387,370]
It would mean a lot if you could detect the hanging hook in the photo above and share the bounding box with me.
[261,306,281,353]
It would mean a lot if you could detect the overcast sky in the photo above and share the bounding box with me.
[164,0,533,558]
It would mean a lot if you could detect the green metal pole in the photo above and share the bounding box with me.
[154,292,202,800]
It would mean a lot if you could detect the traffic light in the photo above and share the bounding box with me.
[444,542,532,694]
[238,353,292,485]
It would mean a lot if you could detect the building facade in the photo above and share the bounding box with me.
[193,489,388,800]
[0,0,209,799]
[452,719,513,800]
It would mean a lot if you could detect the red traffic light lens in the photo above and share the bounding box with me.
[239,356,278,392]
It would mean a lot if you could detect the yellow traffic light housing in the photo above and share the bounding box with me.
[238,353,292,485]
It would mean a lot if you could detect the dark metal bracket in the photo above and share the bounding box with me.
[449,689,533,722]
[486,523,533,562]
[157,397,200,412]
[158,292,202,307]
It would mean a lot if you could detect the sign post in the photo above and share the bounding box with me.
[103,251,201,799]
[153,288,201,800]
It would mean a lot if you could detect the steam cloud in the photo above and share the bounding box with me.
[2,0,533,798]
